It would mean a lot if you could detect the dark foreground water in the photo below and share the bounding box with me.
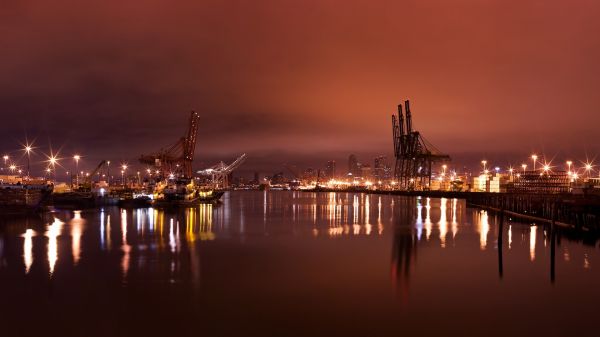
[1,191,599,337]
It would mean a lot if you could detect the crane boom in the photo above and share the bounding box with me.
[139,110,200,178]
[183,111,200,177]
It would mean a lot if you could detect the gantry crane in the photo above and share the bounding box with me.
[139,111,200,178]
[392,100,450,189]
[197,154,247,188]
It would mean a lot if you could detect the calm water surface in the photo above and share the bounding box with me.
[1,191,599,337]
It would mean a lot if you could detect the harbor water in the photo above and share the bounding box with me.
[0,191,599,337]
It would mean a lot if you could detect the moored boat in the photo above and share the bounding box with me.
[151,177,224,208]
[0,181,53,214]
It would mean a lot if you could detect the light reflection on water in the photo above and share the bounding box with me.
[22,228,33,274]
[1,191,599,336]
[46,217,63,276]
[0,192,596,284]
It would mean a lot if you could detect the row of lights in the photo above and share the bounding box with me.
[479,154,595,178]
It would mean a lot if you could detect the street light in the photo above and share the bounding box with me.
[121,164,128,186]
[481,160,487,173]
[585,163,593,178]
[531,154,538,171]
[48,156,58,181]
[24,145,33,179]
[521,164,527,173]
[107,161,111,186]
[73,155,81,187]
[566,160,572,174]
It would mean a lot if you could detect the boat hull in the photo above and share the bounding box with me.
[152,191,225,208]
[0,186,52,214]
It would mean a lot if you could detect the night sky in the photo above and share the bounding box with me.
[1,0,599,176]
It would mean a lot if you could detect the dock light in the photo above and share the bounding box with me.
[531,154,538,171]
[481,160,487,172]
[49,155,58,167]
[495,167,500,173]
[566,160,573,173]
[585,163,593,178]
[9,164,16,172]
[22,145,34,178]
[73,155,81,186]
[521,164,527,173]
[543,164,550,172]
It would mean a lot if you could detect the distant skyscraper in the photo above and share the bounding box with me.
[361,164,372,179]
[348,154,361,177]
[325,160,336,179]
[302,167,317,181]
[374,156,392,180]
